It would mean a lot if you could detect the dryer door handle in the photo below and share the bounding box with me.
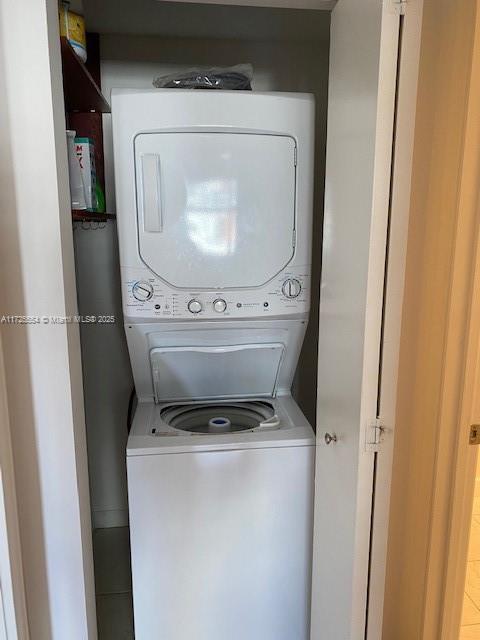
[140,153,163,233]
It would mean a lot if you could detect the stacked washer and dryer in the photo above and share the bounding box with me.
[112,89,316,640]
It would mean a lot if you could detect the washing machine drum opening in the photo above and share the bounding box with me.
[160,401,275,434]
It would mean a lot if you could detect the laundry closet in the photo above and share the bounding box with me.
[55,0,412,638]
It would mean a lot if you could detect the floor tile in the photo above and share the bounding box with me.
[460,624,480,639]
[93,527,132,596]
[469,520,480,561]
[96,593,134,640]
[462,594,480,626]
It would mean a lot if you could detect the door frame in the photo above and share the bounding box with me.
[421,1,480,636]
[0,1,427,640]
[382,1,480,638]
[437,4,480,635]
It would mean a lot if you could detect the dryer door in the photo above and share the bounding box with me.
[134,132,296,289]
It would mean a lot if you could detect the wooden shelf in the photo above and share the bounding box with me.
[60,37,110,113]
[72,210,116,222]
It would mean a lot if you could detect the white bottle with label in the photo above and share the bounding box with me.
[66,130,86,210]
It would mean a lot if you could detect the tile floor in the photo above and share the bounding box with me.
[461,487,480,638]
[93,527,134,640]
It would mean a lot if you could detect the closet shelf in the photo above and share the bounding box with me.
[60,37,110,113]
[72,210,116,222]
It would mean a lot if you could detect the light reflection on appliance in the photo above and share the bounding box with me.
[186,178,238,256]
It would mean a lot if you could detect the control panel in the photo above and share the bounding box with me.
[121,266,310,320]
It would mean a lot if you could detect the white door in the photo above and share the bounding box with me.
[135,132,296,289]
[311,1,401,638]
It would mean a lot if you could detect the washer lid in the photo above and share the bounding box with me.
[150,343,284,403]
[134,132,296,290]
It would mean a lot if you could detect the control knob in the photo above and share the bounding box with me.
[282,278,302,299]
[188,299,203,314]
[213,299,227,313]
[132,281,154,302]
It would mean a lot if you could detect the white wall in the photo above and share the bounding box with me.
[74,30,329,530]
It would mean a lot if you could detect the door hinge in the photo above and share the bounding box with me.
[366,419,385,452]
[391,0,407,15]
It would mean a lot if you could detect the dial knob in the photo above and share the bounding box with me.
[282,278,302,299]
[188,299,203,314]
[132,281,154,302]
[213,299,227,313]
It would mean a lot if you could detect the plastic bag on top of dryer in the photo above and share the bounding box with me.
[152,64,253,90]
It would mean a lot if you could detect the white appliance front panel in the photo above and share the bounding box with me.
[127,444,314,640]
[121,264,310,321]
[135,132,296,290]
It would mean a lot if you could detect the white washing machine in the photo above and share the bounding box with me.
[112,89,316,640]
